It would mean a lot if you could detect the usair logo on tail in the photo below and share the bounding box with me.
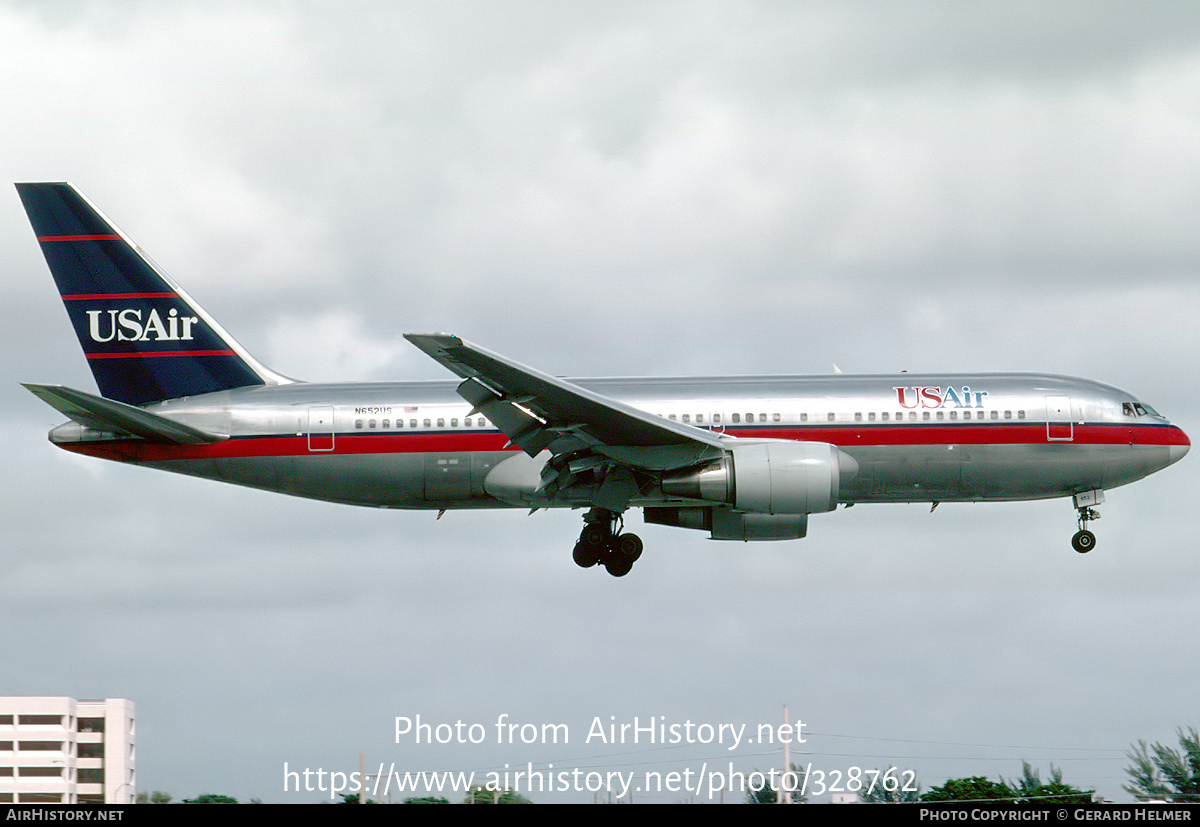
[86,308,201,342]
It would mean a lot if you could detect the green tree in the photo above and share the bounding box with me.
[1005,762,1093,806]
[182,793,238,804]
[746,763,807,804]
[1124,728,1200,803]
[859,769,921,803]
[134,790,172,804]
[464,785,533,804]
[921,776,1015,803]
[404,796,450,804]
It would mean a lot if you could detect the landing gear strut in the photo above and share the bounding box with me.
[572,508,643,577]
[1071,506,1100,553]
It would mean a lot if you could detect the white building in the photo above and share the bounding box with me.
[0,697,135,804]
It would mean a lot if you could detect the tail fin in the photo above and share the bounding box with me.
[16,182,288,406]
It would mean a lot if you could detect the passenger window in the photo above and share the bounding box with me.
[827,413,835,422]
[682,414,690,423]
[1017,411,1025,420]
[732,413,741,423]
[696,414,704,423]
[990,411,998,420]
[369,419,377,429]
[923,412,931,421]
[936,411,944,420]
[773,413,781,422]
[423,419,431,428]
[949,411,957,420]
[881,412,889,421]
[382,419,389,429]
[669,414,677,421]
[854,412,863,422]
[355,419,363,429]
[800,413,808,422]
[451,418,458,427]
[437,418,445,427]
[1004,411,1011,420]
[759,413,767,423]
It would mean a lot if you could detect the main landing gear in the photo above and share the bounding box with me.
[572,508,643,577]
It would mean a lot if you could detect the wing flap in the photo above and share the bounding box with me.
[23,383,227,444]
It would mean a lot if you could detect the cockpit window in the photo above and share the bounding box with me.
[1124,401,1160,418]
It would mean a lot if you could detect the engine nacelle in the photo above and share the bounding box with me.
[661,440,855,515]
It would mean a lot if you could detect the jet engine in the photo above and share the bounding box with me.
[648,440,857,541]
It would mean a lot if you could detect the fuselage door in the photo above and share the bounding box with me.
[1046,396,1074,441]
[308,406,335,451]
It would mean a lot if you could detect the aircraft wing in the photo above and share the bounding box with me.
[23,383,227,445]
[404,334,724,472]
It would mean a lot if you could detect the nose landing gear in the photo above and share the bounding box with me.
[572,508,643,577]
[1071,490,1103,553]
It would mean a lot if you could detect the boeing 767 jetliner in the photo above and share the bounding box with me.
[17,183,1190,576]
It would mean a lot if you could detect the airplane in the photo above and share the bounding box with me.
[16,182,1191,577]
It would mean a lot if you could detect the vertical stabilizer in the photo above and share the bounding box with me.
[16,182,289,405]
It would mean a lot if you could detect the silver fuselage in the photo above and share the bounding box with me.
[46,372,1189,511]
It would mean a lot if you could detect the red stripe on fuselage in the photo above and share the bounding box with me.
[38,234,121,242]
[56,422,1188,463]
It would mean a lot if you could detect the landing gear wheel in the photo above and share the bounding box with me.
[1071,530,1096,554]
[614,532,643,562]
[580,523,609,549]
[572,541,600,568]
[604,555,634,577]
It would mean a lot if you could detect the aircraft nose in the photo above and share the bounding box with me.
[1168,426,1190,466]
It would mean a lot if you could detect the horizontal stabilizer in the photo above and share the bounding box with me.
[23,383,227,444]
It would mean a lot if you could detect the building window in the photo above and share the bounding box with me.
[77,769,104,784]
[18,716,62,726]
[17,741,62,751]
[77,743,103,759]
[19,767,62,777]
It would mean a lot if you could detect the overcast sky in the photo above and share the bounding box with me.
[2,1,1199,803]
